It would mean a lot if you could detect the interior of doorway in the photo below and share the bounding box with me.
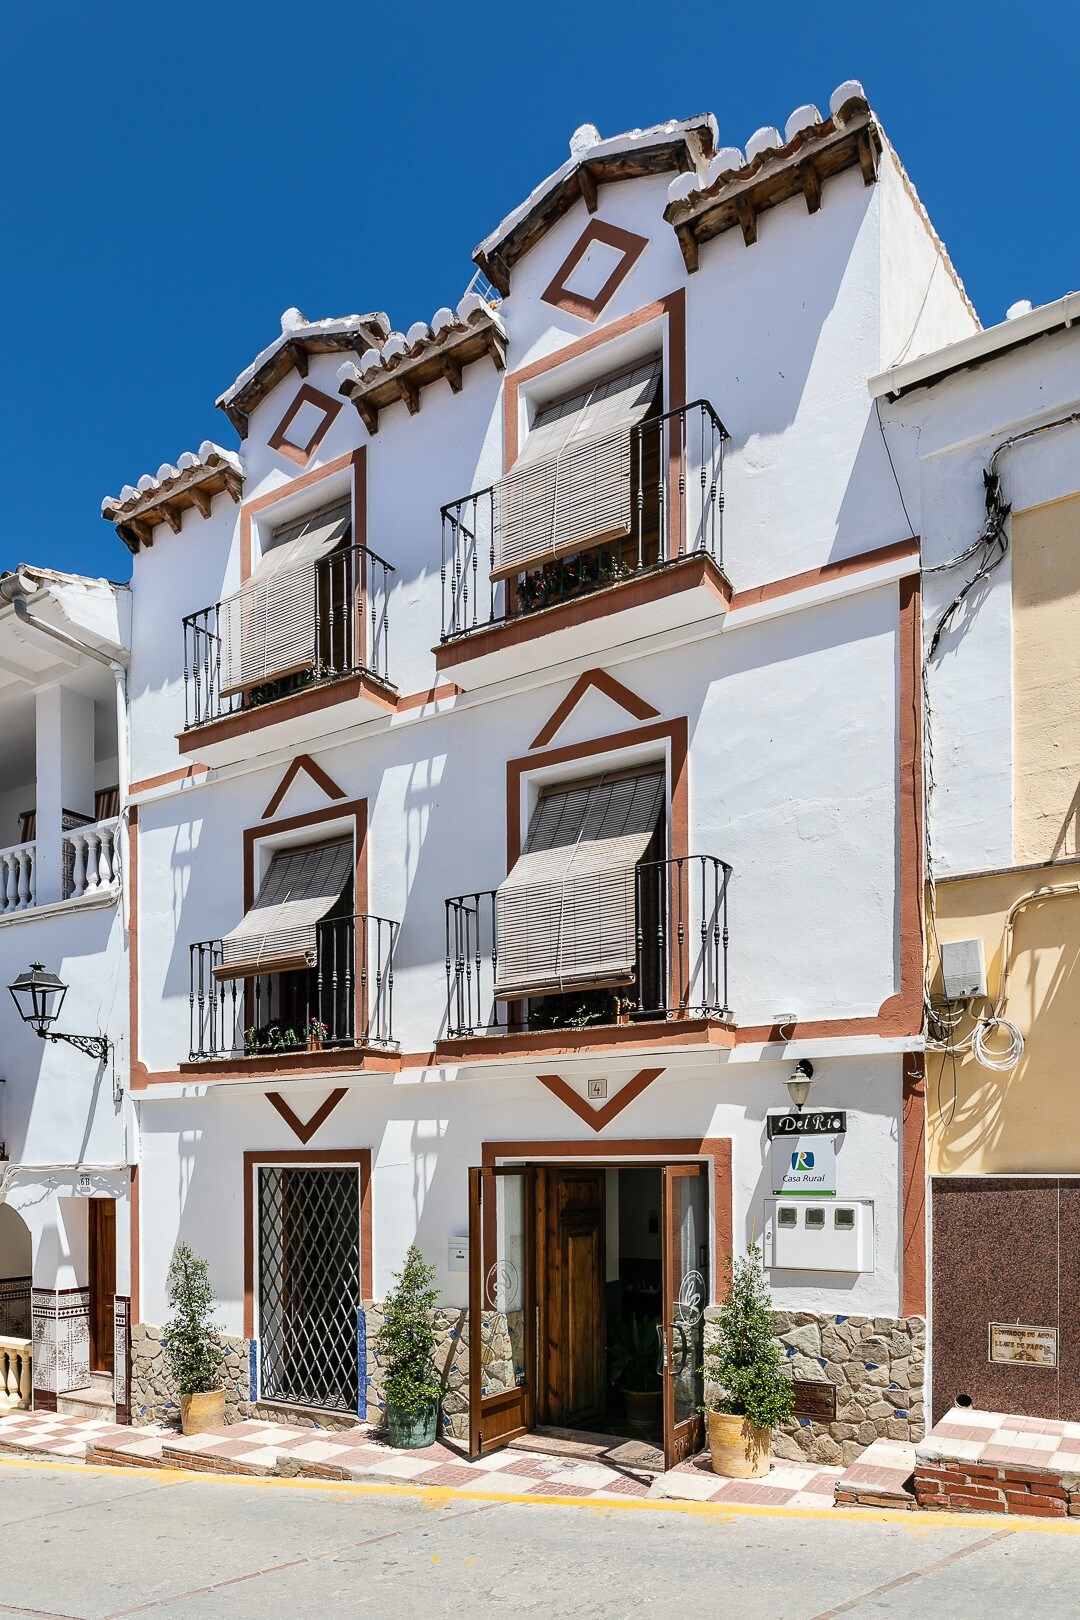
[538,1164,667,1459]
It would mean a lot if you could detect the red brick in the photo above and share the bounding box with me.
[1003,1496,1066,1518]
[962,1464,1003,1481]
[1028,1483,1067,1499]
[948,1494,1006,1513]
[1068,1504,1080,1516]
[949,1484,1005,1502]
[1003,1468,1056,1485]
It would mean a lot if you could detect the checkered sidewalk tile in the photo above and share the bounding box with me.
[657,1450,845,1508]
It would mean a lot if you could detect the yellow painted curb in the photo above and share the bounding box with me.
[1,1449,1079,1534]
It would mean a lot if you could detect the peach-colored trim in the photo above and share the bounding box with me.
[728,536,920,612]
[240,448,365,582]
[267,384,344,468]
[266,1088,348,1145]
[437,1017,733,1066]
[174,1049,401,1083]
[540,219,650,322]
[435,554,730,677]
[396,682,462,712]
[261,754,347,821]
[243,1148,371,1338]
[129,1165,139,1323]
[537,1067,665,1131]
[530,668,660,750]
[128,808,150,1092]
[129,765,208,796]
[178,671,398,758]
[503,290,686,470]
[483,1135,732,1305]
[902,1052,927,1317]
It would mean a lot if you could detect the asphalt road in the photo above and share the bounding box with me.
[0,1456,1078,1618]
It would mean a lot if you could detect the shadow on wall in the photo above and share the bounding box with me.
[931,891,1080,1175]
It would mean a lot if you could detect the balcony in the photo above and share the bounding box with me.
[441,854,733,1058]
[0,818,122,920]
[179,544,397,767]
[436,402,730,689]
[186,911,398,1072]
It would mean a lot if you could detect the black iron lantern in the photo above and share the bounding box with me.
[8,962,67,1036]
[8,963,108,1063]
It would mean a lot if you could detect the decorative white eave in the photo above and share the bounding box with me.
[216,308,392,438]
[473,115,718,296]
[336,295,507,434]
[101,442,244,555]
[663,82,881,270]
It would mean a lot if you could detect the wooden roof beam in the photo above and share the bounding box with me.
[188,486,212,519]
[397,376,421,415]
[858,129,879,185]
[675,221,699,275]
[798,159,822,214]
[441,354,464,394]
[578,163,598,214]
[735,196,757,247]
[350,395,380,436]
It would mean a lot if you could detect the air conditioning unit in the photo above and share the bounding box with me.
[940,937,987,1001]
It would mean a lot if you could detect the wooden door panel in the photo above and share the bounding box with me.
[545,1168,605,1427]
[88,1199,116,1376]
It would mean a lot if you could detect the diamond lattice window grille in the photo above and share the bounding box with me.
[258,1166,360,1412]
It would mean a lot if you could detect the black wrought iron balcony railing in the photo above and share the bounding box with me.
[440,401,727,642]
[189,912,398,1060]
[443,855,732,1040]
[182,543,395,730]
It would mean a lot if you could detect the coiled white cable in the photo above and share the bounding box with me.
[970,1017,1025,1072]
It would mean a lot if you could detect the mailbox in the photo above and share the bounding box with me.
[763,1198,874,1272]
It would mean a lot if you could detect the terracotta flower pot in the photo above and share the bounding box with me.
[623,1388,662,1426]
[707,1409,770,1478]
[180,1388,226,1435]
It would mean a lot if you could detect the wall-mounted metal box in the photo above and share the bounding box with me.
[763,1198,874,1272]
[940,936,987,1000]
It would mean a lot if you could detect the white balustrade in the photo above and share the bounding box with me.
[0,1337,32,1411]
[62,817,121,901]
[0,841,35,914]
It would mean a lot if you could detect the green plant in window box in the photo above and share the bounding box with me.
[378,1244,442,1448]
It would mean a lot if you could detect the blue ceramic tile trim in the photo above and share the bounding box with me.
[356,1308,367,1420]
[248,1339,258,1402]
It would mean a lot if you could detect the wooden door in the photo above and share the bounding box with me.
[543,1168,606,1428]
[468,1166,536,1457]
[88,1198,116,1376]
[661,1165,708,1468]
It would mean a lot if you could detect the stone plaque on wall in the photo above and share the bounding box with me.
[989,1324,1058,1367]
[791,1379,837,1420]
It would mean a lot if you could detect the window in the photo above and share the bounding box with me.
[493,769,665,1005]
[219,499,353,698]
[493,360,662,583]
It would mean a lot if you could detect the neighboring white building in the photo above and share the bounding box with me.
[0,566,131,1418]
[105,85,978,1464]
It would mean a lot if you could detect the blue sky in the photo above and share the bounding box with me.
[3,1,1077,582]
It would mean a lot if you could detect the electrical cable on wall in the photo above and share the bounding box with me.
[920,408,1080,1077]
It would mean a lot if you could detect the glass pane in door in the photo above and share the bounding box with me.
[670,1172,708,1431]
[480,1172,527,1399]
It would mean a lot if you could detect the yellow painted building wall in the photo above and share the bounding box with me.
[929,870,1080,1174]
[929,492,1080,1174]
[1013,493,1080,862]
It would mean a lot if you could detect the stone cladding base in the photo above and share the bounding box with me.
[701,1309,926,1468]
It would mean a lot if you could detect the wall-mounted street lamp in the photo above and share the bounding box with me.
[8,964,110,1064]
[786,1058,814,1111]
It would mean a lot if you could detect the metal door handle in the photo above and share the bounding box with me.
[673,1322,689,1375]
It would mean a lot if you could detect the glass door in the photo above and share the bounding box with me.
[661,1164,708,1467]
[468,1166,536,1458]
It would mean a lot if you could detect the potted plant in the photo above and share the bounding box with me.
[615,996,635,1027]
[163,1242,226,1435]
[306,1017,328,1052]
[609,1313,661,1425]
[378,1244,441,1448]
[703,1243,793,1478]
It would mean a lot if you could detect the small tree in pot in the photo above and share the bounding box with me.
[378,1244,441,1448]
[704,1243,793,1478]
[609,1313,662,1426]
[163,1243,226,1435]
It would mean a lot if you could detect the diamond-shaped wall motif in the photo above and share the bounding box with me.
[541,219,649,323]
[268,383,344,466]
